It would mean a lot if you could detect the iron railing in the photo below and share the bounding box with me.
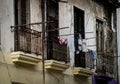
[14,26,42,55]
[96,53,114,77]
[75,52,94,69]
[52,40,67,62]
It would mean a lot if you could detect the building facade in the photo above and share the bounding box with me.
[0,0,118,84]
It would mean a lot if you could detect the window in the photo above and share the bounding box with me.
[46,0,67,62]
[96,19,104,54]
[96,19,114,76]
[15,0,30,25]
[74,7,85,67]
[14,0,31,52]
[14,0,42,55]
[74,7,94,69]
[74,7,85,39]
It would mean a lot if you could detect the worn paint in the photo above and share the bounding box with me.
[0,0,114,84]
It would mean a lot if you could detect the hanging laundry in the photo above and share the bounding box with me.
[74,33,82,51]
[74,37,79,51]
[91,51,97,60]
[82,39,88,52]
[78,34,82,45]
[58,37,67,45]
[78,34,82,51]
[67,35,75,52]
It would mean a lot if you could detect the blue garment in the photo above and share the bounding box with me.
[92,51,97,60]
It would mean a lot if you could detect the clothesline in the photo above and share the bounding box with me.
[10,21,54,28]
[47,27,69,32]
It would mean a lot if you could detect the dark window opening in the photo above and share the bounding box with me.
[14,0,42,55]
[14,0,30,51]
[96,19,104,53]
[14,0,18,25]
[14,0,30,25]
[21,0,26,24]
[74,7,85,39]
[74,7,84,52]
[47,0,59,60]
[46,0,67,62]
[74,6,85,67]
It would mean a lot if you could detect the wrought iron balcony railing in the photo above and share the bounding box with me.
[75,52,94,69]
[96,53,114,77]
[52,40,67,62]
[13,26,42,55]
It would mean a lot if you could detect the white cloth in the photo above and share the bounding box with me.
[82,39,88,52]
[78,34,82,51]
[78,34,82,45]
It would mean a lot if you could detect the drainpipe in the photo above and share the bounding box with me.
[41,0,46,84]
[116,0,120,83]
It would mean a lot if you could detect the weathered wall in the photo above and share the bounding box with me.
[59,0,106,67]
[0,0,108,84]
[0,0,14,83]
[0,0,14,64]
[30,0,42,31]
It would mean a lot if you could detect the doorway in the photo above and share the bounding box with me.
[74,6,85,67]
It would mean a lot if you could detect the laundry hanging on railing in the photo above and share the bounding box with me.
[91,50,97,60]
[78,34,82,51]
[57,33,94,54]
[82,39,88,52]
[58,37,67,45]
[74,33,82,51]
[88,49,97,60]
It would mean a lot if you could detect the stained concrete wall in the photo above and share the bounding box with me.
[0,0,109,84]
[59,0,106,67]
[0,0,14,83]
[30,0,42,31]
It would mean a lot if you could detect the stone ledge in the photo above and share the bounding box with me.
[72,67,94,77]
[10,51,42,65]
[45,60,69,72]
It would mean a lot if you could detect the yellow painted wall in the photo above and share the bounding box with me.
[0,62,92,84]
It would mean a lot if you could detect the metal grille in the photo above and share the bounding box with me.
[52,40,67,62]
[75,52,94,69]
[86,52,94,69]
[96,53,114,76]
[14,26,42,55]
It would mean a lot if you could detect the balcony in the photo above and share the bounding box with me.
[45,60,69,72]
[96,53,115,78]
[72,52,94,77]
[45,40,69,72]
[10,26,42,65]
[72,67,94,77]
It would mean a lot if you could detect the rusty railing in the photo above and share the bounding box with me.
[14,26,42,55]
[96,53,114,77]
[75,52,94,69]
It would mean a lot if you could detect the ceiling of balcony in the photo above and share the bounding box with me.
[94,0,119,8]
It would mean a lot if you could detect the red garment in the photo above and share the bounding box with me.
[59,38,67,45]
